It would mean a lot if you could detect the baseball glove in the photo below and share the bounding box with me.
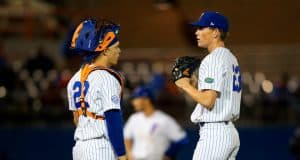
[171,56,201,82]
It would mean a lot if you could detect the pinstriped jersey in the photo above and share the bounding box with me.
[191,47,241,123]
[67,69,122,141]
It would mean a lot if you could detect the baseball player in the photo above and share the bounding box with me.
[173,11,241,159]
[67,19,127,160]
[124,86,189,160]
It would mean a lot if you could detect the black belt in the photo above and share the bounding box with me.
[199,121,229,127]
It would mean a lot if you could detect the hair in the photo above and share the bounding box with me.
[80,51,103,65]
[209,27,228,41]
[219,29,228,41]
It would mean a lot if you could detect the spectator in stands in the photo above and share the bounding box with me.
[0,42,16,97]
[25,46,54,76]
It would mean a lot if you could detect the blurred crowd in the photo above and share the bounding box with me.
[0,44,72,125]
[0,41,300,126]
[241,72,300,125]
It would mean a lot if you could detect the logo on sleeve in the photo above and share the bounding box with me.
[204,77,214,83]
[111,95,120,104]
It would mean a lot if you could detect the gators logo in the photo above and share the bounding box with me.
[204,77,214,83]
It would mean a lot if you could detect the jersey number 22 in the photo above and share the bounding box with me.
[73,81,90,108]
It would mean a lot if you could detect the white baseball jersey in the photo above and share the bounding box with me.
[67,69,122,160]
[191,47,241,160]
[191,47,241,123]
[124,110,186,160]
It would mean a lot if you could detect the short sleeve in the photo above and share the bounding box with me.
[164,117,186,142]
[67,81,77,111]
[124,116,134,139]
[199,55,227,92]
[96,71,122,112]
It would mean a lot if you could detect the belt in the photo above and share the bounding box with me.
[199,121,229,127]
[75,135,106,142]
[76,108,105,120]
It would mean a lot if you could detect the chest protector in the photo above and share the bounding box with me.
[76,64,124,120]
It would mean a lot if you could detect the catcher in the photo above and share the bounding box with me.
[67,19,127,160]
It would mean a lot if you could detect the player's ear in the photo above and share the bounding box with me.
[102,49,109,56]
[212,29,219,39]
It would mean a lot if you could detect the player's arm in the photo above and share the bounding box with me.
[124,116,134,160]
[99,72,127,159]
[164,117,189,159]
[124,138,133,160]
[176,80,218,110]
[104,109,127,159]
[72,111,79,126]
[124,138,132,152]
[175,57,224,110]
[118,155,127,160]
[165,136,189,159]
[67,81,80,125]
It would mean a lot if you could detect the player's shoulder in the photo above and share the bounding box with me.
[89,69,115,78]
[67,70,80,89]
[214,47,239,65]
[127,112,144,121]
[202,47,234,64]
[155,110,177,123]
[88,69,120,84]
[210,47,232,58]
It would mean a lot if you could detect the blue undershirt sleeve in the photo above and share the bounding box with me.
[104,109,126,157]
[165,136,189,158]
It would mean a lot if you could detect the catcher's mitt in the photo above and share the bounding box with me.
[171,56,201,82]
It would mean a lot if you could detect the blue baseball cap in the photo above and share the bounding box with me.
[131,86,154,101]
[191,11,229,32]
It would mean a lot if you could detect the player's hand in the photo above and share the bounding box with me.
[171,56,201,82]
[175,77,191,89]
[127,152,134,160]
[118,155,127,160]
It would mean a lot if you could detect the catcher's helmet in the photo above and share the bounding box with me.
[70,19,120,53]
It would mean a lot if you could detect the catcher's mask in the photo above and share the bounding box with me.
[70,18,120,60]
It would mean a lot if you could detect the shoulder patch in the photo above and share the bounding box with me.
[204,77,214,83]
[111,95,120,104]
